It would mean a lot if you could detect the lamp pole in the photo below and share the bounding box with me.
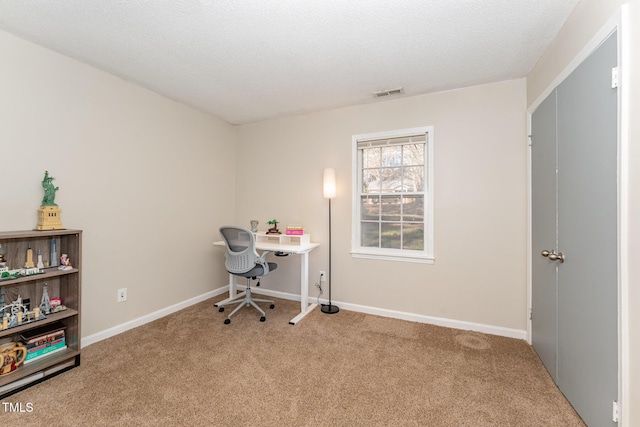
[321,168,339,314]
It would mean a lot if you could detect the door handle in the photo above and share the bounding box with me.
[548,252,565,263]
[541,249,564,263]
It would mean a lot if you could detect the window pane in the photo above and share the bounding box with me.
[362,147,380,169]
[362,168,381,193]
[361,196,380,220]
[402,195,424,222]
[380,167,402,192]
[381,223,401,249]
[402,223,424,250]
[361,222,379,247]
[403,144,424,166]
[381,146,402,167]
[403,166,424,192]
[380,195,401,221]
[354,128,431,260]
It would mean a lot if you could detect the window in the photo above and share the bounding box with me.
[352,127,434,263]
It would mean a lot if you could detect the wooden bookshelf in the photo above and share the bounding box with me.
[0,229,81,397]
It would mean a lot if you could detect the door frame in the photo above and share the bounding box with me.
[526,8,630,425]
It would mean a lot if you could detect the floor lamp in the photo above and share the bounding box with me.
[321,168,339,314]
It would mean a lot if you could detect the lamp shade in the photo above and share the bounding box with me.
[323,168,336,199]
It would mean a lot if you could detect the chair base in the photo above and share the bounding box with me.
[216,280,274,324]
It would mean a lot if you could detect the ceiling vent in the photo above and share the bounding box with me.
[373,87,404,98]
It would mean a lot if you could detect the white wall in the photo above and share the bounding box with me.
[527,0,640,424]
[236,79,528,333]
[527,0,625,105]
[0,30,236,337]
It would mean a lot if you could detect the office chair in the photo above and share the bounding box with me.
[216,226,276,324]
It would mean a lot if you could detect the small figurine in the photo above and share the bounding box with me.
[24,245,35,268]
[60,254,71,266]
[41,170,59,207]
[40,283,51,314]
[36,171,64,230]
[50,239,58,267]
[58,254,72,271]
[267,219,281,234]
[37,249,44,269]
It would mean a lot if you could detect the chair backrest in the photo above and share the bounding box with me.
[219,226,260,275]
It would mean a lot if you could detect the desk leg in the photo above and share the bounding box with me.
[289,251,318,325]
[214,274,244,307]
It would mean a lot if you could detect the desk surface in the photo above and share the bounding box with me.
[213,240,319,254]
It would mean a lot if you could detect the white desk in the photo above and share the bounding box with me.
[214,232,320,325]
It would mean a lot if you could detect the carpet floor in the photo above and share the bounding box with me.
[1,296,584,426]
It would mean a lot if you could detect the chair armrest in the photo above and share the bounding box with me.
[257,250,273,275]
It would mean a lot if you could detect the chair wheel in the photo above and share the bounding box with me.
[269,304,275,309]
[218,307,225,312]
[224,319,231,325]
[260,316,266,322]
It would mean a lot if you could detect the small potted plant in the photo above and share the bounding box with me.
[267,219,280,234]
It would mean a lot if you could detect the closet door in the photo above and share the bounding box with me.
[531,90,558,381]
[531,31,618,427]
[556,31,618,427]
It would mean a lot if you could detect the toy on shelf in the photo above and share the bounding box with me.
[0,266,43,281]
[0,243,6,267]
[24,245,35,268]
[39,283,67,315]
[0,282,67,331]
[50,238,58,267]
[36,249,45,269]
[36,170,64,230]
[58,254,72,271]
[266,219,281,234]
[0,294,46,331]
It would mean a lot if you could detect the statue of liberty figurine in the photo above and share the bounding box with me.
[41,170,59,206]
[36,170,64,230]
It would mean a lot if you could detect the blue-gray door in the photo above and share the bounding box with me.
[531,89,558,382]
[531,31,618,427]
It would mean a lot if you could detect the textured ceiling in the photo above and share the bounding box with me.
[0,1,579,124]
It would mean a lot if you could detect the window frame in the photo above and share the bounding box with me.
[351,126,434,264]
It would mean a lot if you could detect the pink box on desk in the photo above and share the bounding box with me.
[286,229,304,235]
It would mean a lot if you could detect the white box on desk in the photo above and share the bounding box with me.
[254,232,310,246]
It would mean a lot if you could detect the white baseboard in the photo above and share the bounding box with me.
[254,288,526,340]
[332,300,527,340]
[82,286,526,347]
[81,288,228,348]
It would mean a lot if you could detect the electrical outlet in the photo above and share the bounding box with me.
[320,271,326,282]
[117,288,127,302]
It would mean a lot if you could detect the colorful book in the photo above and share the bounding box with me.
[26,337,66,355]
[286,224,304,235]
[20,321,66,347]
[24,344,67,364]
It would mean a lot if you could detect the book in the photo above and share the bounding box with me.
[20,321,66,347]
[24,344,67,364]
[286,224,304,235]
[26,337,66,357]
